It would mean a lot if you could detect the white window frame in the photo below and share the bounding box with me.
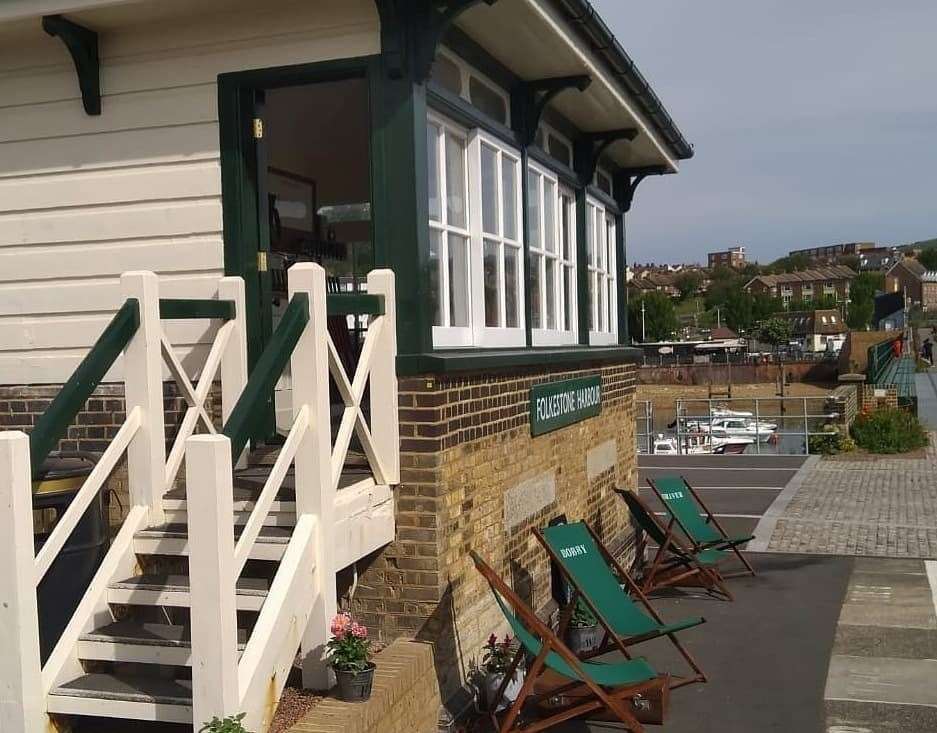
[468,129,525,347]
[586,196,618,345]
[528,162,577,346]
[436,47,511,128]
[428,114,473,348]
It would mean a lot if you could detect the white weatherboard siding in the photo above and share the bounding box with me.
[0,0,379,384]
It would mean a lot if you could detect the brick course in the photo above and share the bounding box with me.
[351,361,639,704]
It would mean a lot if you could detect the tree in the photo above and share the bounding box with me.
[628,291,679,342]
[722,290,754,333]
[847,271,884,330]
[918,248,937,271]
[757,317,793,352]
[674,270,704,301]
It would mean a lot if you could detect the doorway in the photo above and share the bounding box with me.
[220,60,376,440]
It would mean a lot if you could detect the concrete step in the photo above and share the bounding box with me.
[78,620,247,666]
[134,523,290,561]
[107,573,268,612]
[47,673,192,724]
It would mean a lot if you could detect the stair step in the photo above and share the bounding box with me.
[48,673,192,723]
[108,573,267,611]
[163,498,297,527]
[78,621,247,665]
[134,524,290,561]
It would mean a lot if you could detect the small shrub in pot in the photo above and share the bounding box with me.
[565,599,602,654]
[481,634,523,712]
[327,613,375,702]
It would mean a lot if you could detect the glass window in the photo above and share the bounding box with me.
[595,169,613,197]
[530,163,578,345]
[429,54,462,96]
[547,134,572,168]
[587,198,617,345]
[469,76,508,125]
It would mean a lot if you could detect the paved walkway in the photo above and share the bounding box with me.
[755,435,937,558]
[917,368,937,430]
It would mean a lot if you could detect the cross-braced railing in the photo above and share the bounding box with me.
[189,263,397,732]
[0,271,248,732]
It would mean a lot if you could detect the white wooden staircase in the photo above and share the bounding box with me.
[0,264,398,732]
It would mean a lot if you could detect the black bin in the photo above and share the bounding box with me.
[33,453,110,663]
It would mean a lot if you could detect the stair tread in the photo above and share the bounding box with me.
[81,620,247,648]
[50,673,192,706]
[136,523,292,543]
[110,573,269,596]
[164,486,297,503]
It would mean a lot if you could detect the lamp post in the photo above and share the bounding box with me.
[641,299,646,342]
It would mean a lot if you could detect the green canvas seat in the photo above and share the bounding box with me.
[470,551,666,733]
[647,476,756,580]
[536,521,706,690]
[616,488,735,600]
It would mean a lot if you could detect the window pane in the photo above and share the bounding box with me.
[530,252,543,329]
[564,266,575,331]
[606,218,616,272]
[598,275,606,332]
[427,125,441,222]
[483,238,501,327]
[501,157,517,240]
[547,135,572,167]
[448,233,470,327]
[586,206,595,266]
[560,196,571,261]
[504,245,519,328]
[596,170,612,196]
[430,54,462,96]
[528,169,541,250]
[469,76,507,124]
[445,134,466,228]
[596,212,605,270]
[544,179,556,254]
[588,272,596,331]
[480,143,498,235]
[429,228,442,326]
[545,257,556,330]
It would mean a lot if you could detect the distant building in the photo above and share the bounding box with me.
[858,246,900,271]
[744,265,856,307]
[874,292,906,331]
[789,242,874,263]
[708,245,746,269]
[885,257,937,311]
[776,308,847,353]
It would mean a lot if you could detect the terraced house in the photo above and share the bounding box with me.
[0,1,692,731]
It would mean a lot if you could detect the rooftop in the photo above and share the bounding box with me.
[748,265,857,288]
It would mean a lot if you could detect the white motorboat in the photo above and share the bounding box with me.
[652,432,756,455]
[684,416,777,442]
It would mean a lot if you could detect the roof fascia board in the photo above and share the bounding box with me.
[0,0,139,23]
[521,0,678,173]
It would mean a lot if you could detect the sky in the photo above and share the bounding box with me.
[591,0,937,265]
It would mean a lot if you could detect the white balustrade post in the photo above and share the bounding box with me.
[0,432,45,733]
[367,269,399,485]
[288,263,337,689]
[187,434,239,728]
[219,276,249,467]
[121,271,168,523]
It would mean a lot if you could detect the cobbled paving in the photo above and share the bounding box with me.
[766,435,937,558]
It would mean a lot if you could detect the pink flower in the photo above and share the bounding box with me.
[487,634,497,646]
[330,613,352,638]
[351,623,368,639]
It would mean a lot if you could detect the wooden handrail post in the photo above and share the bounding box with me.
[367,269,399,484]
[0,432,46,732]
[287,263,337,689]
[219,276,249,467]
[120,271,167,523]
[186,434,240,726]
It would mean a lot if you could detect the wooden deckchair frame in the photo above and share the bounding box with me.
[470,551,663,733]
[615,488,734,601]
[646,476,757,577]
[533,522,707,690]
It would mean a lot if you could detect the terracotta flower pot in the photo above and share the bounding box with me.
[334,663,376,702]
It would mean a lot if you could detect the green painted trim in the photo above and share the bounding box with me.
[222,293,309,462]
[615,212,628,344]
[327,294,384,316]
[427,85,519,147]
[397,345,642,375]
[527,146,578,189]
[441,25,519,91]
[29,299,139,477]
[574,187,590,345]
[42,15,100,116]
[521,146,533,347]
[530,375,601,436]
[159,299,235,321]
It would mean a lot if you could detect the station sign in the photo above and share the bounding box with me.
[529,376,602,436]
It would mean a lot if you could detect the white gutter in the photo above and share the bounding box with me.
[524,0,679,173]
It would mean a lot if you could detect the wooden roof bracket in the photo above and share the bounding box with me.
[374,0,499,81]
[511,75,592,146]
[574,129,639,188]
[42,14,100,116]
[613,165,669,212]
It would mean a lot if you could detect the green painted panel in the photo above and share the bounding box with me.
[326,294,384,317]
[529,375,602,436]
[159,299,235,321]
[29,299,139,477]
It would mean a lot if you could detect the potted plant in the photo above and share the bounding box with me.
[565,599,602,654]
[481,634,524,712]
[326,613,375,702]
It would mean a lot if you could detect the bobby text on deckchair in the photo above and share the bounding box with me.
[535,520,706,690]
[615,488,735,600]
[647,475,756,577]
[471,551,669,733]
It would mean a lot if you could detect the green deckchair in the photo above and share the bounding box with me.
[471,551,667,733]
[616,488,734,600]
[536,521,706,689]
[648,476,756,577]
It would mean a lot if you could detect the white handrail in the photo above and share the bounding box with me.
[232,405,309,577]
[34,406,142,584]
